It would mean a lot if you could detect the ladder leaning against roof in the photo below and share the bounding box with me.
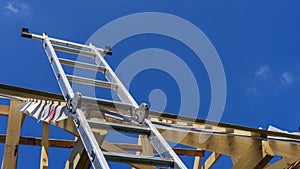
[21,28,187,169]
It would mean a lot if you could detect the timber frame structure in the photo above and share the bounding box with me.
[0,83,299,169]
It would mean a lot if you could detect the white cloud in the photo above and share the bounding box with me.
[6,3,18,13]
[4,2,30,15]
[255,65,270,79]
[280,72,294,85]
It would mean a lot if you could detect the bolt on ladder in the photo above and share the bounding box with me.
[21,28,187,169]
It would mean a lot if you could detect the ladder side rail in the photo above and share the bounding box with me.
[42,34,110,169]
[146,119,187,169]
[89,43,187,169]
[89,43,139,107]
[43,33,74,99]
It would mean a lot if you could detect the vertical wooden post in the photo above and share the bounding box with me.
[193,148,202,169]
[1,100,24,169]
[40,122,49,169]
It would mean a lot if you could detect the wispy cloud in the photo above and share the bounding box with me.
[255,65,270,79]
[4,2,31,15]
[6,3,18,13]
[280,72,294,85]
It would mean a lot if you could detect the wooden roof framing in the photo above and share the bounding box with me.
[0,83,299,169]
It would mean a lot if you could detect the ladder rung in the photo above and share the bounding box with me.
[81,96,133,117]
[59,58,106,72]
[88,120,150,135]
[53,44,95,58]
[66,75,118,90]
[81,96,133,110]
[103,152,174,167]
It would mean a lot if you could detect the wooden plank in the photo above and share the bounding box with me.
[40,122,49,169]
[114,143,205,156]
[0,83,64,101]
[1,83,300,141]
[201,152,221,169]
[1,100,24,169]
[173,148,205,157]
[266,157,298,169]
[286,160,300,169]
[54,118,78,136]
[193,148,202,169]
[138,135,153,156]
[160,129,252,156]
[64,139,91,169]
[232,141,274,169]
[0,134,75,148]
[0,105,9,116]
[268,140,300,158]
[193,156,201,169]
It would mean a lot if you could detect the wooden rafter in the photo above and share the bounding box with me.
[0,84,300,169]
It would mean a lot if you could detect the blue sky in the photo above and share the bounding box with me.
[0,1,300,168]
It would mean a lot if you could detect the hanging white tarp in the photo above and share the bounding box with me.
[18,102,71,122]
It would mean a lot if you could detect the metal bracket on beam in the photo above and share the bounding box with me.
[103,46,112,56]
[67,92,82,114]
[131,103,149,124]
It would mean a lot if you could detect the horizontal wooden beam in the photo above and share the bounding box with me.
[0,135,75,148]
[115,143,205,157]
[266,157,298,169]
[0,105,9,116]
[0,83,64,101]
[1,83,300,140]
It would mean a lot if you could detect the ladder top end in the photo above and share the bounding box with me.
[21,28,32,39]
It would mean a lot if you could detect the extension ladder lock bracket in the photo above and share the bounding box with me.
[131,103,149,124]
[21,28,188,169]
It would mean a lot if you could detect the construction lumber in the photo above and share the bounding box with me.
[40,122,49,169]
[1,100,24,169]
[232,141,274,169]
[201,152,221,169]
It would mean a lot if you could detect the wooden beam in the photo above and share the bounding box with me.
[201,152,221,169]
[138,135,153,156]
[173,148,205,157]
[1,83,300,141]
[64,139,91,169]
[193,156,201,169]
[0,134,75,148]
[0,105,9,116]
[40,122,49,169]
[54,118,78,136]
[232,141,274,169]
[160,129,252,156]
[268,140,300,158]
[266,157,298,169]
[1,100,24,169]
[287,160,300,169]
[114,143,205,156]
[193,148,202,169]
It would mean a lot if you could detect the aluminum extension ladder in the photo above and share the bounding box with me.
[21,28,187,169]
